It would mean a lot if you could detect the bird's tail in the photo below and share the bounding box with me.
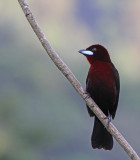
[91,117,113,150]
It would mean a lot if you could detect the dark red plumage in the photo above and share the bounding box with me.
[79,44,120,150]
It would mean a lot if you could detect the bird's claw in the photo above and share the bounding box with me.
[104,112,111,128]
[84,91,90,100]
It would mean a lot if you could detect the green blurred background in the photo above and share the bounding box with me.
[0,0,140,160]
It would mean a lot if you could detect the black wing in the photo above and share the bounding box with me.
[112,65,120,119]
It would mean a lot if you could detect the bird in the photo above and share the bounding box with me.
[78,44,120,150]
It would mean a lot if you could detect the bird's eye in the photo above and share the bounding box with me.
[92,48,97,52]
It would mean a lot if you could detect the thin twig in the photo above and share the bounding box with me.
[18,0,140,160]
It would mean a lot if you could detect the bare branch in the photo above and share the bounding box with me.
[18,0,140,160]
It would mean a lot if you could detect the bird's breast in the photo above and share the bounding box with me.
[88,62,115,88]
[86,61,117,103]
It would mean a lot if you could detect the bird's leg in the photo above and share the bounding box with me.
[83,90,91,100]
[104,111,111,128]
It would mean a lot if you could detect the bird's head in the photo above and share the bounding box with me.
[79,44,111,64]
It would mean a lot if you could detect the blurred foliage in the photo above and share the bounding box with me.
[0,0,140,160]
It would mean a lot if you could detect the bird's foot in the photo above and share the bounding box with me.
[83,91,90,100]
[104,112,111,128]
